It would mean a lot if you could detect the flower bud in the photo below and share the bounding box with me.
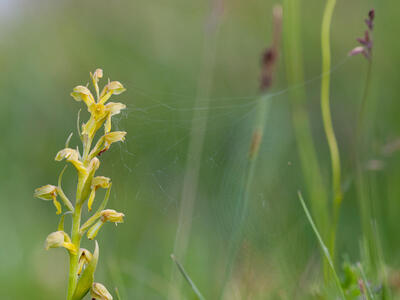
[91,282,113,300]
[88,157,100,172]
[101,209,125,223]
[348,46,365,57]
[94,68,103,80]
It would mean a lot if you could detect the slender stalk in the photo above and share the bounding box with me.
[320,0,341,262]
[168,2,223,299]
[283,0,330,277]
[356,61,373,140]
[67,140,90,299]
[355,61,373,236]
[67,202,82,300]
[221,6,282,297]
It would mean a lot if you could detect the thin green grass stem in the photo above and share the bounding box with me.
[355,60,373,242]
[372,222,392,299]
[171,254,206,300]
[298,192,345,299]
[357,262,375,300]
[168,2,222,299]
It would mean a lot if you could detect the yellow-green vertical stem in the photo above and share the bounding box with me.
[67,202,82,300]
[67,146,89,299]
[321,0,342,263]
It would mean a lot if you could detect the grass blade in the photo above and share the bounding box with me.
[298,191,345,299]
[115,287,122,300]
[170,254,206,300]
[357,262,375,300]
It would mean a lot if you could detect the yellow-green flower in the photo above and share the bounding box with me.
[101,209,125,223]
[71,85,95,107]
[82,102,126,138]
[89,131,127,158]
[104,131,126,149]
[72,71,126,139]
[77,248,93,276]
[35,69,127,299]
[45,231,77,254]
[55,148,86,175]
[34,184,62,214]
[87,176,111,211]
[87,209,124,240]
[99,81,126,104]
[91,282,113,300]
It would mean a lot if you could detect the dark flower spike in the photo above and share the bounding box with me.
[365,9,375,30]
[349,9,375,60]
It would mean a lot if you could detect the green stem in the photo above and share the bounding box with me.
[283,0,331,278]
[355,60,377,277]
[356,61,373,140]
[67,202,82,300]
[321,0,341,263]
[67,157,87,299]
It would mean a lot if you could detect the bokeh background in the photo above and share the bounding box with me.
[0,0,398,299]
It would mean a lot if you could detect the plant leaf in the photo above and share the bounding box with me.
[170,254,206,300]
[57,211,72,231]
[72,241,99,300]
[298,191,346,299]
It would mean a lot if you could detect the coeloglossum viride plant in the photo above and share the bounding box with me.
[34,68,127,300]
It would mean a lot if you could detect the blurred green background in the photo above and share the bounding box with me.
[0,0,398,298]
